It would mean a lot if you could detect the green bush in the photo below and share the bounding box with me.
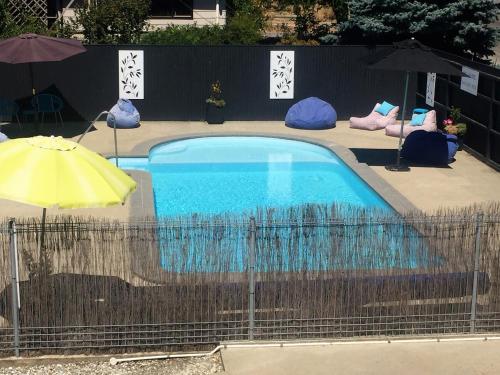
[74,0,150,44]
[141,13,264,45]
[141,25,225,45]
[0,0,50,39]
[224,13,263,44]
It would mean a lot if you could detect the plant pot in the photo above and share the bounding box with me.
[206,104,225,124]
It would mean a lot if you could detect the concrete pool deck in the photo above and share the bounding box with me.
[0,120,499,219]
[221,338,500,375]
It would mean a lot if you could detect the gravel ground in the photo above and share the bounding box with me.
[0,355,224,375]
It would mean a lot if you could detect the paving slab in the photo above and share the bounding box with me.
[221,339,500,375]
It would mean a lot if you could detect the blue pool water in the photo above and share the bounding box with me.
[111,137,435,271]
[112,137,391,217]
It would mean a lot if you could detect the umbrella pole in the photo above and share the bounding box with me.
[386,71,411,172]
[29,63,40,133]
[113,117,118,168]
[29,63,35,96]
[37,208,47,272]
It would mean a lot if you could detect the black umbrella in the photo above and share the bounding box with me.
[366,38,464,171]
[0,33,86,94]
[0,34,86,131]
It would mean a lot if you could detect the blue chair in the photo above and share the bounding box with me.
[0,98,21,130]
[32,94,64,127]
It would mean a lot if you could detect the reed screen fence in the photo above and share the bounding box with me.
[0,204,499,356]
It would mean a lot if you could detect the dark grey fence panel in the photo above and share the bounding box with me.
[0,45,416,122]
[416,51,500,170]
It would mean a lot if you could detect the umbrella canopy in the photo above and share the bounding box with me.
[0,136,136,208]
[366,39,464,75]
[364,38,464,171]
[0,34,86,64]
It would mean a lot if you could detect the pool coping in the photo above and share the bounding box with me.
[108,132,418,217]
[126,170,156,218]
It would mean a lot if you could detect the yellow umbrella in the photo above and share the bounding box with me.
[0,136,136,263]
[0,136,135,208]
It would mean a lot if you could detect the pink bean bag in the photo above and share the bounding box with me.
[385,110,437,138]
[349,103,399,131]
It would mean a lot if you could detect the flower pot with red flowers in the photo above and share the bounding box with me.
[443,107,467,150]
[205,81,226,125]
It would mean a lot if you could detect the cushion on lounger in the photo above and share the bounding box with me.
[107,99,140,129]
[401,130,449,165]
[374,101,396,116]
[285,97,337,130]
[410,113,426,126]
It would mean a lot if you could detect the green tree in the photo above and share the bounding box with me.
[332,0,349,24]
[227,0,271,30]
[224,13,263,44]
[337,0,498,60]
[0,0,7,35]
[276,0,336,41]
[74,0,151,44]
[0,0,51,38]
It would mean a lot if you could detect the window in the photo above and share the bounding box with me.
[150,0,193,18]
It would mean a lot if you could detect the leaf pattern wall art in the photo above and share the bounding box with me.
[270,51,295,99]
[118,50,144,100]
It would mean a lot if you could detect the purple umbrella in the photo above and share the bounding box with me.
[0,33,86,96]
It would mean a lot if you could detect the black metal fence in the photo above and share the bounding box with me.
[416,51,500,170]
[0,45,416,122]
[0,203,499,356]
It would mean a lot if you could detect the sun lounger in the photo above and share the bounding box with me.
[385,110,437,138]
[349,103,399,131]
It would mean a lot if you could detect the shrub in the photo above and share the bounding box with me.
[141,14,264,46]
[224,12,263,45]
[141,25,225,45]
[74,0,150,44]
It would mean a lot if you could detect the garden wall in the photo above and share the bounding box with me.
[0,45,416,122]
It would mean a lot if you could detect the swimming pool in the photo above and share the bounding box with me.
[111,136,434,271]
[112,136,392,217]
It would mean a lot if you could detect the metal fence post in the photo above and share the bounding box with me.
[470,212,483,334]
[248,217,256,340]
[8,219,20,357]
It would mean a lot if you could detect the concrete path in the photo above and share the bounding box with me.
[221,339,500,375]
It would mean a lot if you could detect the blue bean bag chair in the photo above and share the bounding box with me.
[107,99,140,129]
[401,130,451,165]
[446,134,459,162]
[285,97,337,130]
[0,132,8,143]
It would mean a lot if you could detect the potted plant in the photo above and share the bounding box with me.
[206,81,226,124]
[443,106,467,150]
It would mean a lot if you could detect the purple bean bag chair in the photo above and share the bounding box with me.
[401,130,450,165]
[285,97,336,130]
[107,99,140,129]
